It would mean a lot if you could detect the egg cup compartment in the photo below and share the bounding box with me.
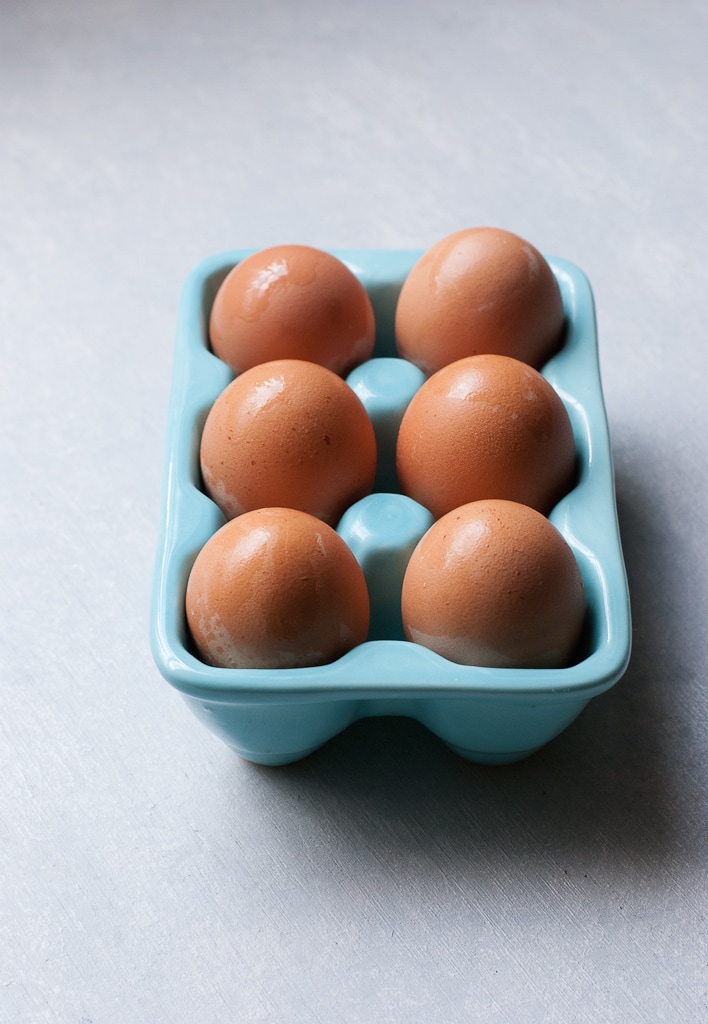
[150,249,631,766]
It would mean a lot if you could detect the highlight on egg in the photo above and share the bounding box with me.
[394,226,565,375]
[396,353,576,519]
[209,244,376,376]
[199,358,378,527]
[185,507,371,670]
[401,499,586,669]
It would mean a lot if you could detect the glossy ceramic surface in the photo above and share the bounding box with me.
[150,249,631,766]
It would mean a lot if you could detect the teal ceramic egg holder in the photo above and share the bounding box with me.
[150,249,631,765]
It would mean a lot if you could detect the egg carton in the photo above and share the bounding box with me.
[150,249,631,766]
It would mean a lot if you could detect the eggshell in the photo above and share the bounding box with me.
[401,499,585,669]
[200,358,377,527]
[185,507,370,669]
[396,353,576,519]
[209,245,376,376]
[395,227,565,374]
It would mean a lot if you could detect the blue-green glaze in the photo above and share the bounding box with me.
[149,249,631,766]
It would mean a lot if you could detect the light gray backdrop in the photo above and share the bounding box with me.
[2,1,707,1021]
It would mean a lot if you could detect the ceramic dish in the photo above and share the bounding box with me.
[150,248,631,766]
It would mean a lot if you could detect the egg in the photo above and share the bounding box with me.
[185,507,370,669]
[396,353,576,519]
[401,499,585,668]
[200,358,377,527]
[209,245,376,376]
[395,227,565,374]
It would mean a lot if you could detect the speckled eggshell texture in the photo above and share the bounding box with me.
[209,245,376,376]
[396,353,576,519]
[199,358,378,527]
[394,227,565,374]
[185,507,371,670]
[401,499,586,669]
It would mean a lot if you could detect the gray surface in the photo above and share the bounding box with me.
[2,1,707,1020]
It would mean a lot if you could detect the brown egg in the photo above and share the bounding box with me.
[401,499,585,668]
[395,227,565,374]
[185,507,370,669]
[396,354,576,519]
[200,358,377,527]
[209,245,376,376]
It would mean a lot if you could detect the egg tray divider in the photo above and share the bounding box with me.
[150,249,631,766]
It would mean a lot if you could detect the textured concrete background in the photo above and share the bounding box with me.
[2,1,707,1020]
